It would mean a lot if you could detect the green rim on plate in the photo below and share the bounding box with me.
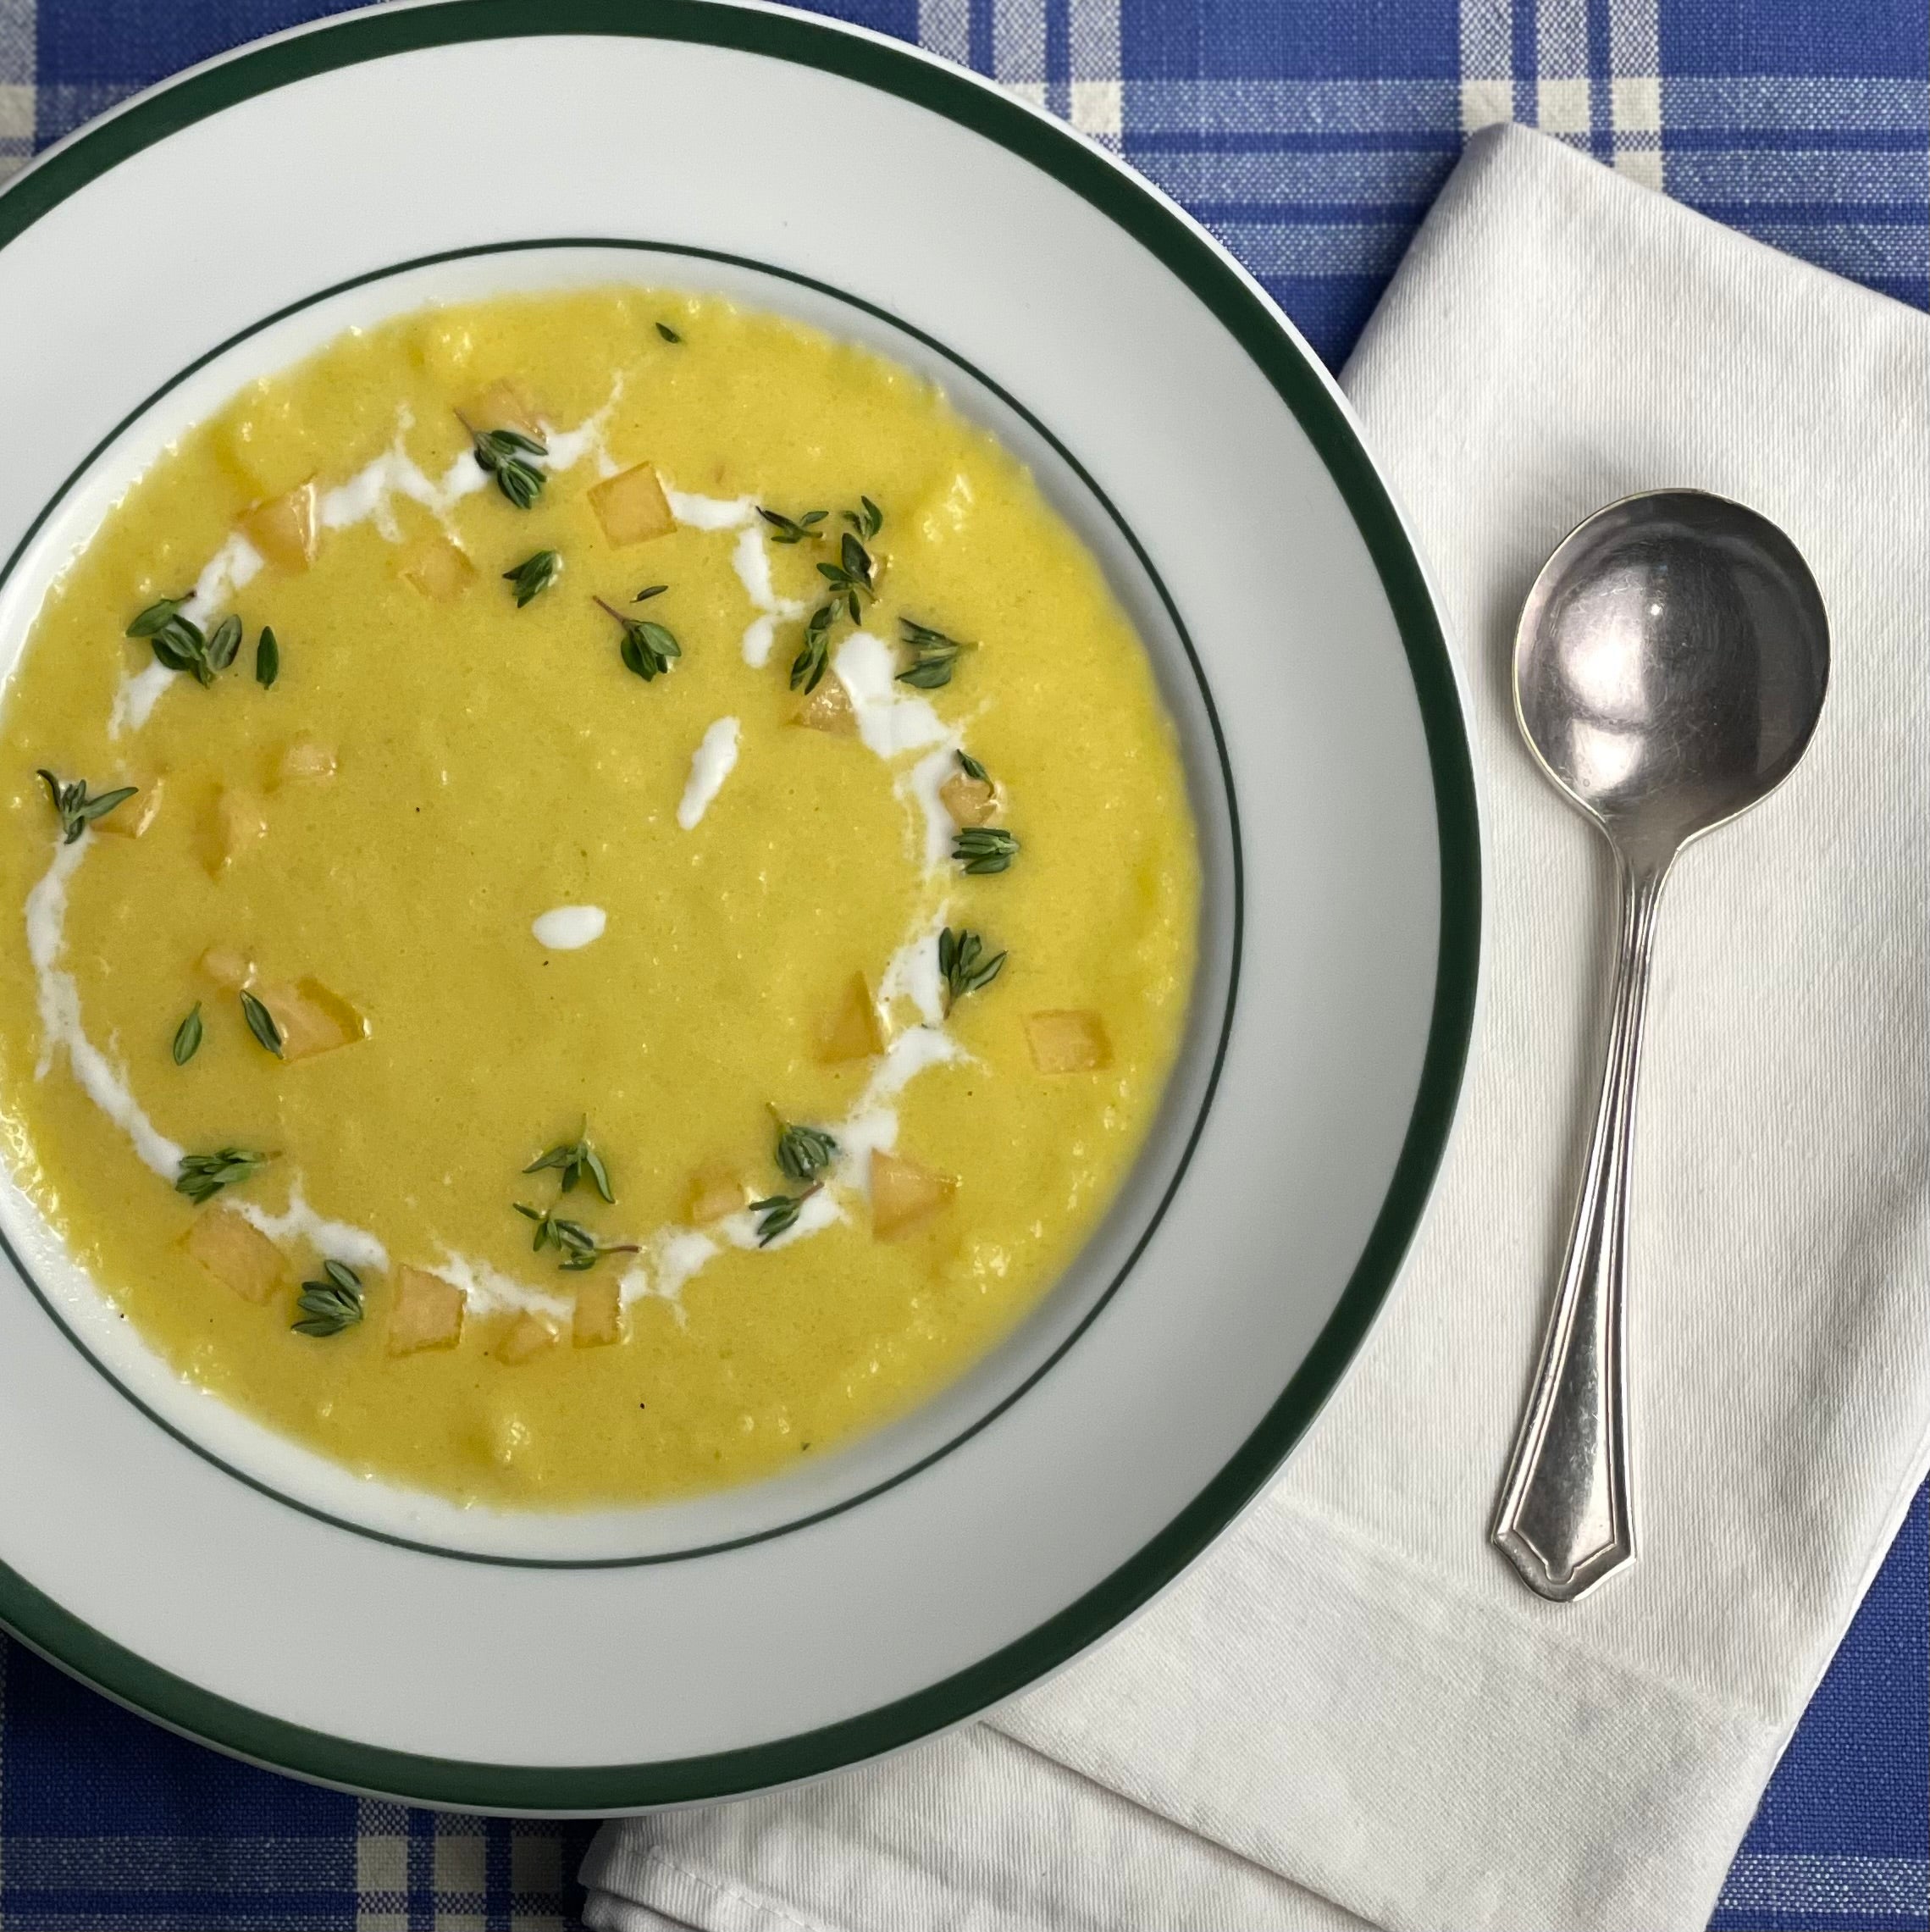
[0,0,1479,1810]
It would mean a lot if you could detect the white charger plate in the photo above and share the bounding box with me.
[0,0,1478,1807]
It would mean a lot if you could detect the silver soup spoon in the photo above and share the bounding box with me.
[1491,490,1829,1602]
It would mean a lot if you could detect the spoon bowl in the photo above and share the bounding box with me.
[1515,490,1830,871]
[1492,489,1829,1602]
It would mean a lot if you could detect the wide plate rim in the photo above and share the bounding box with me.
[0,0,1480,1810]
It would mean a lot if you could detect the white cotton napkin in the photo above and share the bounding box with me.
[581,124,1930,1932]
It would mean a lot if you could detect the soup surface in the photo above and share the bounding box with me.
[0,289,1197,1508]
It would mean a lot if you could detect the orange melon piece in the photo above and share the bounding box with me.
[572,1276,624,1348]
[253,977,367,1064]
[240,479,318,573]
[794,678,857,736]
[870,1149,956,1242]
[588,464,675,545]
[687,1165,747,1226]
[180,1207,285,1304]
[1025,1010,1112,1074]
[389,1265,464,1355]
[817,973,883,1064]
[938,772,998,827]
[495,1313,558,1366]
[204,789,267,876]
[401,536,474,601]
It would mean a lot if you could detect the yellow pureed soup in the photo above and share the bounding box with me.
[0,289,1197,1509]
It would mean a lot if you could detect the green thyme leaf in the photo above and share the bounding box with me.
[171,1003,203,1066]
[292,1259,364,1337]
[523,1127,616,1203]
[513,1201,638,1272]
[937,927,1007,1005]
[844,496,883,540]
[239,988,283,1057]
[953,826,1020,875]
[35,770,138,844]
[597,597,682,681]
[632,584,668,602]
[750,1186,818,1248]
[957,750,989,783]
[657,321,683,343]
[255,626,279,688]
[205,613,243,673]
[174,1146,274,1205]
[897,617,973,690]
[774,1118,838,1184]
[503,549,562,607]
[462,416,548,508]
[128,595,228,685]
[757,506,827,545]
[125,594,191,639]
[789,602,835,694]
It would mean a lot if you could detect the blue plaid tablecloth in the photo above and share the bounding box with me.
[0,2,1923,1927]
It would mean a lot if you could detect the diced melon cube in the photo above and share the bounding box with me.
[199,944,254,990]
[817,972,883,1064]
[687,1164,747,1226]
[870,1149,956,1242]
[1025,1010,1112,1074]
[573,1276,624,1348]
[389,1265,464,1354]
[205,789,267,876]
[274,735,336,785]
[589,464,675,546]
[401,536,474,601]
[180,1206,285,1304]
[253,977,367,1063]
[939,772,998,828]
[495,1312,557,1365]
[96,775,163,839]
[239,479,318,573]
[794,677,857,736]
[462,377,543,439]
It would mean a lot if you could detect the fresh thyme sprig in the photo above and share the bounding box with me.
[523,1127,614,1203]
[503,549,562,606]
[816,529,877,623]
[171,1003,203,1066]
[292,1259,364,1337]
[460,415,548,508]
[790,602,837,695]
[35,770,137,843]
[787,500,884,691]
[633,584,668,602]
[240,989,283,1057]
[514,1203,639,1272]
[958,750,990,783]
[596,596,682,681]
[897,617,973,690]
[750,1185,820,1248]
[126,596,241,686]
[174,1147,274,1205]
[656,321,683,343]
[953,827,1020,875]
[774,1117,838,1184]
[938,927,1007,1005]
[255,626,279,688]
[756,506,827,545]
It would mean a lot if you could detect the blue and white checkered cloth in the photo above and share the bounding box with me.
[0,2,1922,1926]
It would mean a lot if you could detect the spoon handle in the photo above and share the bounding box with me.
[1492,854,1667,1602]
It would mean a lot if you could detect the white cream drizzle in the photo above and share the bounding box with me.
[532,905,607,950]
[234,1188,388,1275]
[434,1248,573,1322]
[878,900,950,1029]
[677,717,740,830]
[25,834,183,1178]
